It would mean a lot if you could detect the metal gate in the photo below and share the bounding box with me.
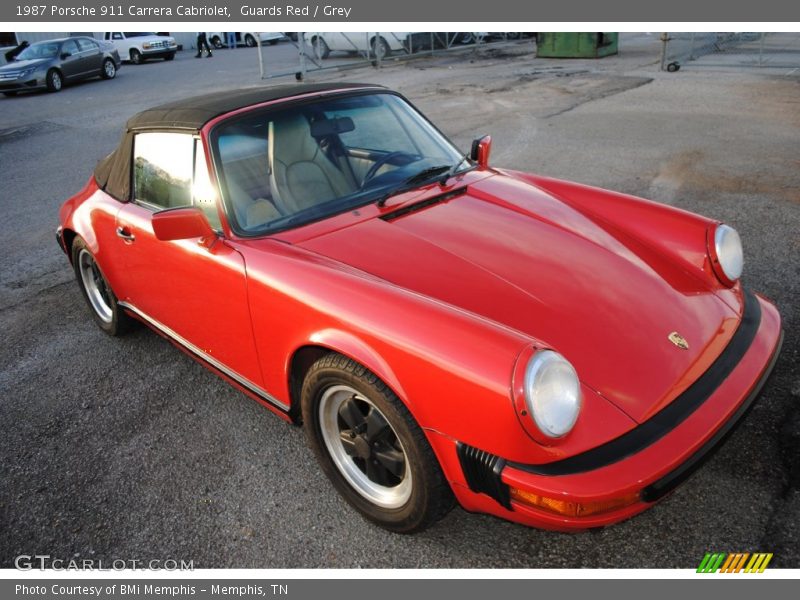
[660,32,800,71]
[254,32,535,80]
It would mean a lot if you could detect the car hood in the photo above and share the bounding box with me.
[0,58,50,71]
[296,174,741,423]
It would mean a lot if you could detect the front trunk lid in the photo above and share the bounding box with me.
[297,177,740,423]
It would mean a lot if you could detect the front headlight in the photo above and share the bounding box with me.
[142,42,152,49]
[524,350,582,438]
[713,224,744,283]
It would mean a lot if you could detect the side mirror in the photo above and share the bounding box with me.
[60,52,71,60]
[152,207,216,244]
[470,135,492,168]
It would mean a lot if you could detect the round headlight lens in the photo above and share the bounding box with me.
[524,350,582,438]
[714,224,744,282]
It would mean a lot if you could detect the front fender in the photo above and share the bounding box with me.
[295,328,408,405]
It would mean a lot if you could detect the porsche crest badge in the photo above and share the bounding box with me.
[668,331,689,350]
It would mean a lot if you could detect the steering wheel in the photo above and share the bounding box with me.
[362,151,421,187]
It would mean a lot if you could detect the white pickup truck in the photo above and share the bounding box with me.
[102,32,177,64]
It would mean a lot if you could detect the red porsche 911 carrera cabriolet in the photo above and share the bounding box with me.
[57,83,782,533]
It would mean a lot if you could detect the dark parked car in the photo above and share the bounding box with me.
[0,36,120,96]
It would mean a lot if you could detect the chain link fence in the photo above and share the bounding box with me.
[660,32,800,71]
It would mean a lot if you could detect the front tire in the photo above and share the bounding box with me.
[164,53,175,61]
[301,354,454,533]
[244,34,257,48]
[100,58,116,79]
[71,238,133,336]
[311,36,330,59]
[45,69,62,92]
[129,49,143,64]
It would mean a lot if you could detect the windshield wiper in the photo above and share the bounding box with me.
[375,165,451,207]
[374,151,476,208]
[437,152,472,185]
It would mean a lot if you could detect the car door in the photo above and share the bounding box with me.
[75,38,103,76]
[328,32,361,52]
[114,131,266,391]
[58,39,82,80]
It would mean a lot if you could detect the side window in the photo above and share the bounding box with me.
[61,40,79,55]
[133,133,193,210]
[193,140,222,230]
[76,38,98,52]
[112,32,123,40]
[104,32,110,40]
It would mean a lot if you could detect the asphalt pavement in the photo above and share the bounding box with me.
[0,35,798,568]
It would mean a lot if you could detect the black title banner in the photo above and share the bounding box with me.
[4,0,800,22]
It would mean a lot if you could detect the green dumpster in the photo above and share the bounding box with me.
[536,33,619,58]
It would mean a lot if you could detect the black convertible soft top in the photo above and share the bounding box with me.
[94,83,383,201]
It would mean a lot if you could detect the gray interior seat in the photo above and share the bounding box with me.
[226,179,280,231]
[268,114,355,215]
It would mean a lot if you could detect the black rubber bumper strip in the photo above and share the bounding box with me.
[508,287,764,476]
[641,329,782,502]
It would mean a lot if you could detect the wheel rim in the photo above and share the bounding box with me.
[52,72,61,89]
[319,385,412,509]
[78,249,113,323]
[104,61,115,77]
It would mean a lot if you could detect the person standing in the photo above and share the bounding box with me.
[195,32,213,58]
[226,32,237,49]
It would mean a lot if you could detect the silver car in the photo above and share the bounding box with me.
[0,36,121,96]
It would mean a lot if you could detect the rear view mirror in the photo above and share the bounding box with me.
[152,207,216,244]
[470,135,492,168]
[310,116,355,137]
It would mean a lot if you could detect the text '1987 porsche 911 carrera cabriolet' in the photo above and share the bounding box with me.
[57,83,783,533]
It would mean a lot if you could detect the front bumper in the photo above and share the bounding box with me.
[0,76,44,92]
[431,290,783,530]
[139,48,176,59]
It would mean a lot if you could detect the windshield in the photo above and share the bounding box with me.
[123,32,157,37]
[211,92,467,235]
[16,42,59,61]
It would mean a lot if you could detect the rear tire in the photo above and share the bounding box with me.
[71,238,134,336]
[45,69,62,92]
[210,36,223,49]
[100,58,116,79]
[371,36,391,60]
[129,49,143,64]
[301,353,454,533]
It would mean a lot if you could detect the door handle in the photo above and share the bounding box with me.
[116,226,135,242]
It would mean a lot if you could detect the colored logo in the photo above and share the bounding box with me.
[668,331,689,349]
[697,552,773,573]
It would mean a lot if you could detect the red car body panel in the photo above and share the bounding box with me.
[56,86,783,531]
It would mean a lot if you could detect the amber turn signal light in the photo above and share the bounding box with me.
[509,487,640,517]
